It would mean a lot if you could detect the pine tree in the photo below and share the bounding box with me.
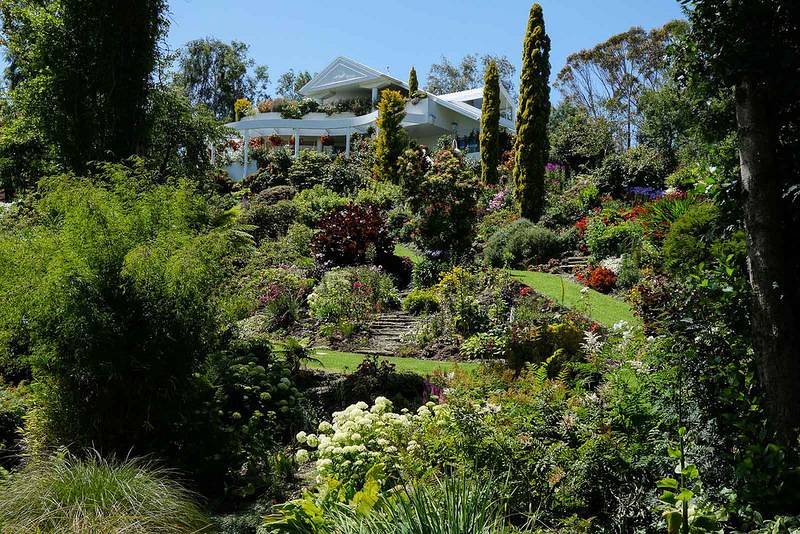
[373,89,408,183]
[408,66,419,94]
[514,3,551,221]
[480,61,501,184]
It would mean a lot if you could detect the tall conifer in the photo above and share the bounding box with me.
[513,3,551,220]
[480,61,501,184]
[408,66,419,94]
[373,89,408,183]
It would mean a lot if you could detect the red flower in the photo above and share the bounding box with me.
[586,267,617,294]
[574,217,589,235]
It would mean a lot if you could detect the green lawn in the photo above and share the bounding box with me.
[307,348,479,375]
[394,242,639,329]
[394,243,423,264]
[508,269,639,328]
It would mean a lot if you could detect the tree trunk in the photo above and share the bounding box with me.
[735,76,800,442]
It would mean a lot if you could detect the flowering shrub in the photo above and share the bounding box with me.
[294,397,452,490]
[574,216,589,235]
[257,269,314,329]
[626,186,664,200]
[577,266,618,293]
[311,204,393,268]
[308,267,399,336]
[409,149,479,257]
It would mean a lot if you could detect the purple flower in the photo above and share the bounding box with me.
[545,162,565,173]
[626,186,664,200]
[488,190,507,211]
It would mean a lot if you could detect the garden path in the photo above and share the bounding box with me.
[353,309,419,357]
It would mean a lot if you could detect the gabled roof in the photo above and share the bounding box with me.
[299,56,407,97]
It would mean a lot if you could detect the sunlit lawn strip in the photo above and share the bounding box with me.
[508,269,640,328]
[308,348,480,375]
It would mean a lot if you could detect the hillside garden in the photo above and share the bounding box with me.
[0,1,799,533]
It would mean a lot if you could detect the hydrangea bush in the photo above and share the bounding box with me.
[294,397,451,490]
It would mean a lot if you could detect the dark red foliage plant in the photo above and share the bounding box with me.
[311,203,394,268]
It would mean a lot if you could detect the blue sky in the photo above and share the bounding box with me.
[165,0,684,97]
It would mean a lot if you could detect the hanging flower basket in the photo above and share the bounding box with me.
[320,134,334,146]
[268,134,283,146]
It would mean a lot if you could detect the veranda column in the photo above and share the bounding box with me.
[242,130,249,181]
[345,126,351,155]
[371,87,378,107]
[294,128,300,157]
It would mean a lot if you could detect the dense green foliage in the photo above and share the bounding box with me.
[1,2,799,532]
[175,38,269,120]
[662,202,720,273]
[514,3,551,221]
[484,218,563,268]
[0,166,243,454]
[1,0,167,173]
[408,150,479,258]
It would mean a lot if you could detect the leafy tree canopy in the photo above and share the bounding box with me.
[555,20,688,149]
[175,38,269,120]
[276,69,313,100]
[426,53,516,97]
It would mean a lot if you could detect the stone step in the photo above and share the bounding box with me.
[370,332,410,338]
[372,323,414,328]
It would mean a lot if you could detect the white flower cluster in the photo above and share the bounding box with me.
[599,256,624,275]
[294,397,451,487]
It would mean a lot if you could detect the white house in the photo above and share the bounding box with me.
[224,56,515,180]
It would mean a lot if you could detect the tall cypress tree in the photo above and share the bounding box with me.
[513,3,551,221]
[480,60,501,184]
[373,89,408,183]
[408,66,419,94]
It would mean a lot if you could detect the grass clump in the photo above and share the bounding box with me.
[326,474,511,534]
[0,451,211,533]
